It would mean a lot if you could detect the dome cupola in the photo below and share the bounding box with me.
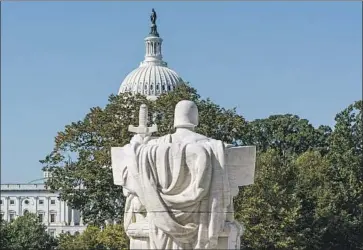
[118,9,184,100]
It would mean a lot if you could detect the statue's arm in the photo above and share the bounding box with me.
[130,134,157,145]
[224,143,235,148]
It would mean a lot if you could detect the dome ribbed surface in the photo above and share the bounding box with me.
[118,65,183,97]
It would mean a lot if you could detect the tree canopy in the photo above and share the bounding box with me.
[41,83,362,249]
[320,100,362,249]
[57,224,129,250]
[243,114,332,156]
[235,100,362,250]
[0,213,58,250]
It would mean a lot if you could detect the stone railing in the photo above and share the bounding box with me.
[1,184,47,191]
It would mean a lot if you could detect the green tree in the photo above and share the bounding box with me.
[96,224,129,250]
[41,83,247,226]
[235,101,362,250]
[57,226,100,250]
[0,218,11,249]
[319,100,363,249]
[293,150,331,249]
[235,150,302,249]
[57,224,129,250]
[1,213,58,250]
[242,114,331,156]
[235,150,332,250]
[41,92,151,226]
[57,232,79,250]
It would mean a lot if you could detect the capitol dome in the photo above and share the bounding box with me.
[118,9,184,100]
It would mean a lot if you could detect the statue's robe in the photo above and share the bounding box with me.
[118,134,231,249]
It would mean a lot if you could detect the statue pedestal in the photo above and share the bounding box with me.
[126,220,244,250]
[126,221,150,249]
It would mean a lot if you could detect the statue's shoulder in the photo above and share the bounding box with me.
[147,134,172,145]
[191,132,209,142]
[187,134,225,149]
[147,131,224,146]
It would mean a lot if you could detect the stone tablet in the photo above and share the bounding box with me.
[225,146,256,196]
[111,147,125,186]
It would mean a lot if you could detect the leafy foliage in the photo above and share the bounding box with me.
[235,149,302,249]
[235,100,362,250]
[293,151,331,249]
[242,114,332,156]
[318,100,363,249]
[40,92,151,226]
[57,226,100,250]
[0,213,58,250]
[96,224,129,250]
[57,224,129,250]
[0,218,11,248]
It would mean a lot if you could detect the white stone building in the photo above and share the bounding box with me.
[0,171,86,237]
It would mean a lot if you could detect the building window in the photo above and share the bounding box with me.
[1,213,4,220]
[9,213,15,222]
[10,200,15,205]
[39,200,44,205]
[38,213,44,223]
[0,200,2,205]
[24,200,29,205]
[48,229,55,237]
[23,210,29,215]
[50,200,56,205]
[50,213,56,223]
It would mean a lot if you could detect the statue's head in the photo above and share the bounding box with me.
[174,100,199,129]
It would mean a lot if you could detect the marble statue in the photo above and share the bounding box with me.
[150,8,157,25]
[149,8,159,37]
[112,100,256,249]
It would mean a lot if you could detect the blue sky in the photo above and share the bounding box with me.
[2,2,361,183]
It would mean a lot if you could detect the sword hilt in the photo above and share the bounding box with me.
[139,104,148,127]
[128,104,158,137]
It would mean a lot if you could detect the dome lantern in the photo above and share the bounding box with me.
[140,9,166,67]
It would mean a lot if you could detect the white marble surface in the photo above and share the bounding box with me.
[112,100,256,249]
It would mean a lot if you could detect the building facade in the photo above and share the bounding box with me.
[0,172,86,237]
